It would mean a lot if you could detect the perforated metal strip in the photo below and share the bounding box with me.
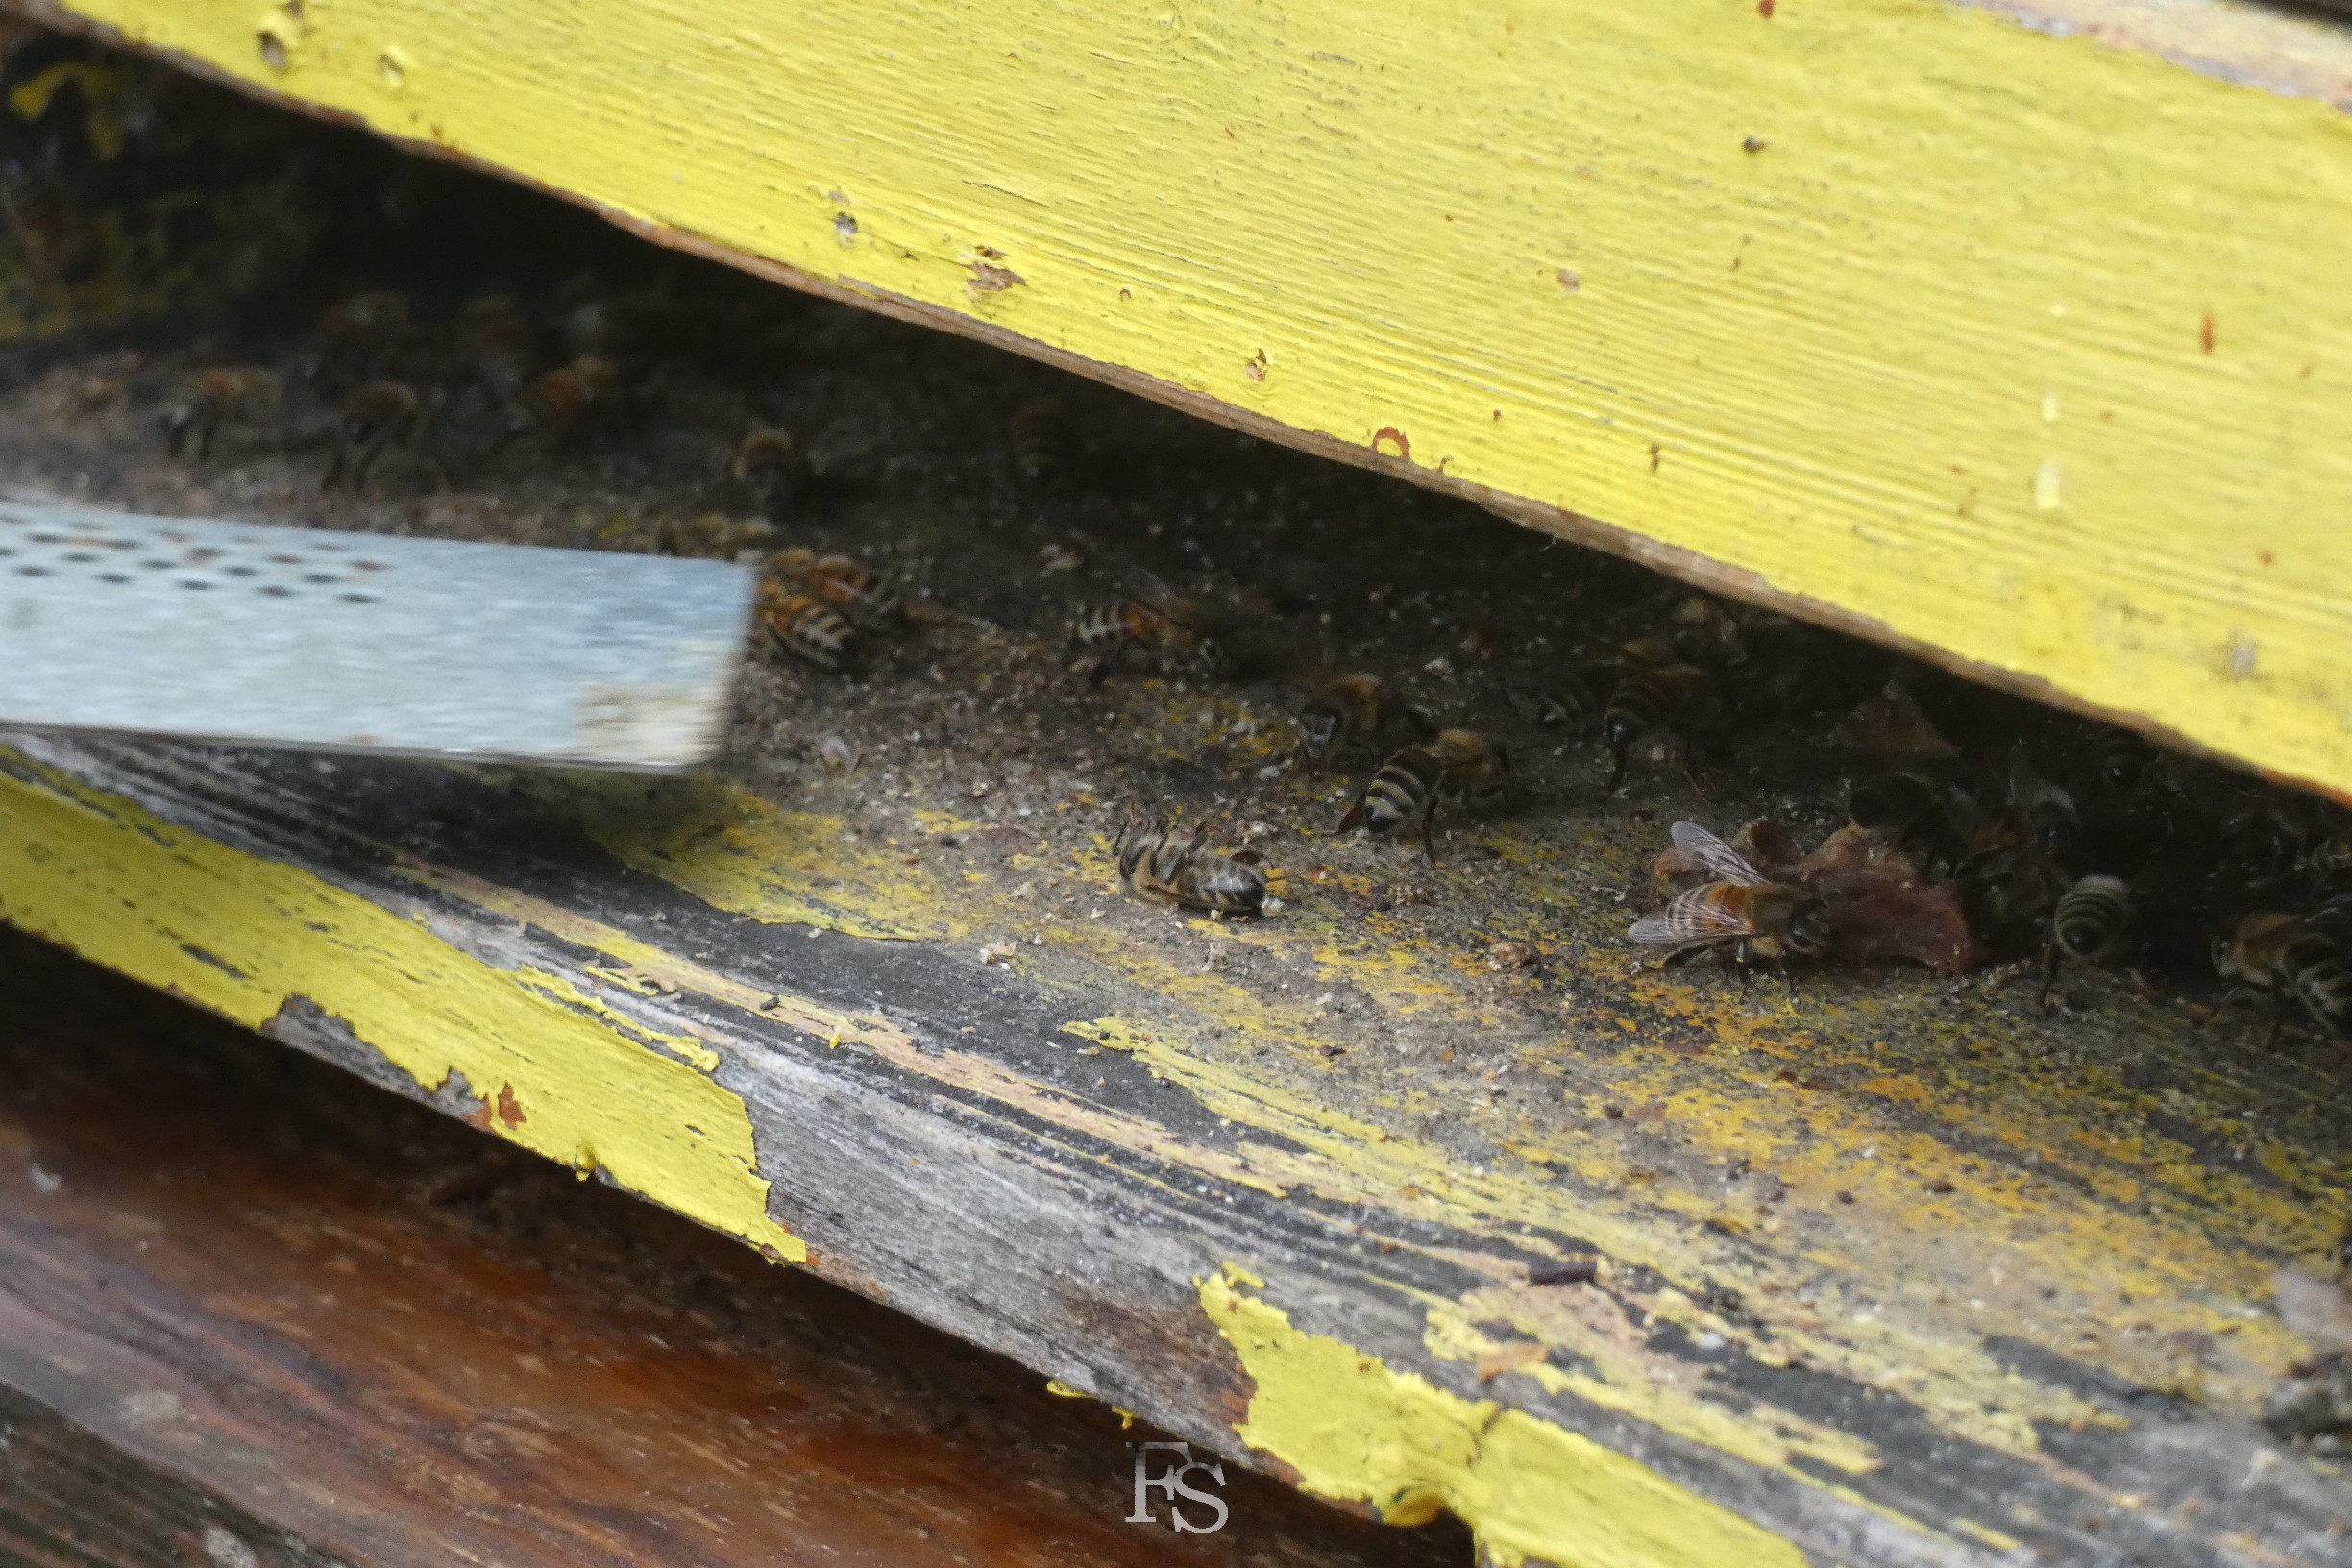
[0,501,753,768]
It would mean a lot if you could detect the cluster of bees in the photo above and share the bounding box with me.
[1053,576,2352,1051]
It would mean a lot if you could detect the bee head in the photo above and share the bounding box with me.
[1786,897,1837,958]
[1298,708,1337,757]
[1601,714,1641,750]
[2209,934,2235,976]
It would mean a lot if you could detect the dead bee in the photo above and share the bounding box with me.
[757,580,856,671]
[661,512,779,560]
[1628,820,1836,992]
[1115,811,1267,917]
[2037,873,2135,1010]
[2214,911,2352,1042]
[161,366,279,460]
[1298,673,1429,768]
[732,427,806,518]
[321,379,423,492]
[1337,728,1511,859]
[1826,680,1960,765]
[505,354,619,443]
[1009,395,1066,484]
[771,546,897,627]
[1602,661,1722,793]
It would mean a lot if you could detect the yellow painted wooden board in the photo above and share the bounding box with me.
[27,0,2352,796]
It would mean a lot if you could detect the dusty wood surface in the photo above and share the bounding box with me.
[12,0,2352,805]
[0,925,1455,1568]
[0,33,2350,1568]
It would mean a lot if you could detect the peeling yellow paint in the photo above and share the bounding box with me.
[1200,1264,1808,1568]
[546,774,952,941]
[0,752,802,1262]
[41,0,2352,801]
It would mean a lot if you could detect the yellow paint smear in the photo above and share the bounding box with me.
[0,752,802,1262]
[1201,1265,1807,1568]
[46,0,2352,799]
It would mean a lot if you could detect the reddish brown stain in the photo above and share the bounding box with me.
[2260,550,2275,566]
[1742,136,1767,154]
[1758,0,1776,16]
[2200,314,2216,354]
[1372,426,1411,460]
[1649,443,1663,473]
[495,1084,525,1129]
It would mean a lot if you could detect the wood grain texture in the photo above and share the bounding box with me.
[15,0,2352,800]
[0,924,1456,1568]
[6,734,2351,1567]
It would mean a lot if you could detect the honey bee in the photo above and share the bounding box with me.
[2008,747,2081,870]
[1115,811,1267,917]
[1628,821,1836,991]
[1602,661,1722,793]
[2037,873,2135,1010]
[0,149,88,283]
[505,354,619,442]
[661,512,778,560]
[732,427,806,518]
[321,379,422,492]
[1298,673,1429,768]
[757,579,856,671]
[1847,771,1985,872]
[1503,668,1600,734]
[161,366,279,461]
[771,546,897,627]
[454,291,535,398]
[1336,728,1511,858]
[316,287,408,362]
[1010,395,1066,484]
[2214,911,2352,1042]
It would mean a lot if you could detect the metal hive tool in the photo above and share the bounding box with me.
[0,501,755,769]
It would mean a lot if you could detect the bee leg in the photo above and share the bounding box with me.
[1779,956,1799,1001]
[320,446,349,492]
[1086,638,1133,688]
[2035,941,2063,1013]
[195,409,224,463]
[1421,796,1443,864]
[1605,747,1629,796]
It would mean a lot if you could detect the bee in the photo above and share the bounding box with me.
[1009,395,1066,484]
[1628,820,1836,992]
[1602,661,1721,793]
[1298,673,1429,768]
[455,291,535,398]
[1847,771,1986,872]
[1337,728,1511,859]
[757,580,856,671]
[732,427,806,518]
[1503,668,1600,735]
[321,380,422,492]
[0,146,94,285]
[2008,747,2081,870]
[161,366,280,461]
[1115,811,1267,917]
[771,547,897,628]
[661,512,778,560]
[2087,731,2155,796]
[2037,873,2135,1010]
[505,354,619,443]
[317,288,408,355]
[2214,912,2352,1042]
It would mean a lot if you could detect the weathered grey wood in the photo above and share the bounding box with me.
[10,733,2348,1568]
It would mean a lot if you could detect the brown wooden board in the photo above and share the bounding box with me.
[0,925,1460,1567]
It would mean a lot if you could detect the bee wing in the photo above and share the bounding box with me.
[1668,821,1767,886]
[1119,564,1187,620]
[1628,888,1757,946]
